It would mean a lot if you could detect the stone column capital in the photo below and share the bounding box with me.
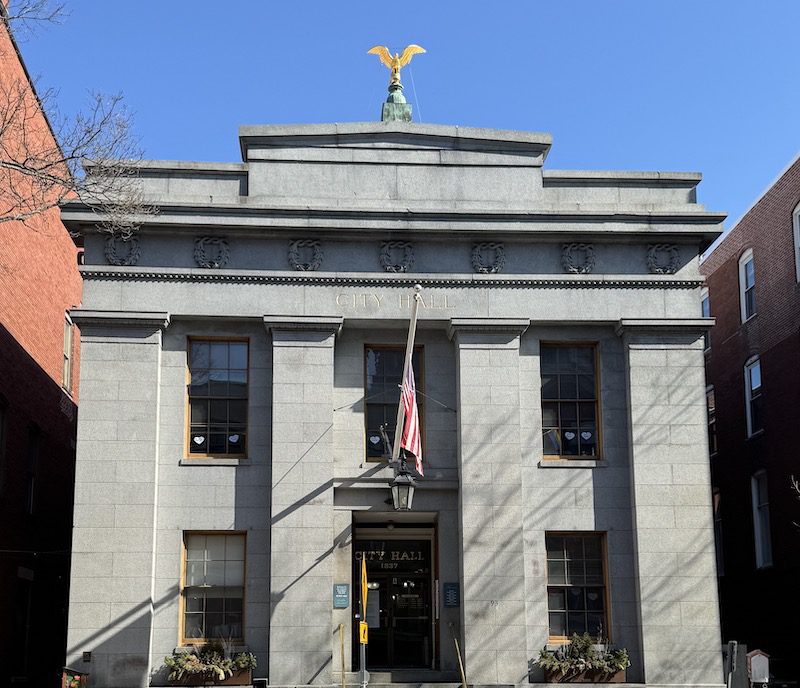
[447,317,529,342]
[69,309,171,330]
[615,317,713,338]
[263,315,343,337]
[68,310,170,339]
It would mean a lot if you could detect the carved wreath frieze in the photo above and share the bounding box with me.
[471,242,505,274]
[104,234,140,266]
[380,241,414,273]
[561,243,595,274]
[646,244,680,275]
[194,237,230,269]
[288,239,323,271]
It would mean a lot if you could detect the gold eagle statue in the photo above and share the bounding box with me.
[368,44,426,86]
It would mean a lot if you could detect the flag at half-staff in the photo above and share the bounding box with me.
[392,284,424,476]
[401,364,423,476]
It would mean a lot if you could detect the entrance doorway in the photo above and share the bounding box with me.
[353,534,435,670]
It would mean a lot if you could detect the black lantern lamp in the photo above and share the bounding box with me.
[379,425,418,511]
[390,461,417,511]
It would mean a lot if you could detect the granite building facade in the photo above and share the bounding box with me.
[63,122,724,688]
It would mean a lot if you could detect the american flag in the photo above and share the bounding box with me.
[400,364,423,475]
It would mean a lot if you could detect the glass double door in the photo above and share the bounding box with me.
[365,573,431,668]
[354,538,433,670]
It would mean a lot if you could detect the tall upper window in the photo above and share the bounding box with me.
[712,489,724,576]
[182,533,245,642]
[0,399,7,493]
[188,340,248,457]
[63,314,74,393]
[750,472,773,569]
[738,249,756,322]
[546,533,607,640]
[541,344,599,458]
[793,202,800,282]
[706,386,717,455]
[700,287,711,352]
[744,356,763,437]
[364,346,422,461]
[26,424,40,515]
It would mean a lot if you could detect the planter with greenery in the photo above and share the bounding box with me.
[536,633,630,683]
[164,643,257,686]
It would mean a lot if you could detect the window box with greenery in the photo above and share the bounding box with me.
[164,643,256,686]
[536,633,629,683]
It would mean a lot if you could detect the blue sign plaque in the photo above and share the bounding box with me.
[443,582,460,607]
[333,583,350,609]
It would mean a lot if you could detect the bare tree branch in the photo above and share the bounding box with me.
[2,1,67,39]
[1,0,156,237]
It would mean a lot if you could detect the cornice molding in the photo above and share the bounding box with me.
[79,266,704,290]
[60,201,727,229]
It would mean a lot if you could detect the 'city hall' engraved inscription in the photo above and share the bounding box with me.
[336,293,386,308]
[335,292,455,310]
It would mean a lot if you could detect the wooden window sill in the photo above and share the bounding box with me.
[180,458,249,466]
[538,458,603,469]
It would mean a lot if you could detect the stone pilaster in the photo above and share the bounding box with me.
[66,311,170,688]
[264,316,342,685]
[618,319,723,687]
[449,318,530,686]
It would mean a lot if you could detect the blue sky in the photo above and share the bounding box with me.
[15,0,800,231]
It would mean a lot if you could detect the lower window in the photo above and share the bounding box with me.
[182,532,245,642]
[546,533,608,640]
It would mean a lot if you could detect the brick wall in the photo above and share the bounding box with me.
[0,15,83,685]
[700,153,800,677]
[0,19,83,397]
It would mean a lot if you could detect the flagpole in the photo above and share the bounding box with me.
[392,284,422,462]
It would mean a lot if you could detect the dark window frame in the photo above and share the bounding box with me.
[739,249,756,322]
[750,471,773,569]
[744,356,763,438]
[712,488,724,576]
[701,287,711,352]
[63,313,74,393]
[0,397,7,493]
[706,385,717,456]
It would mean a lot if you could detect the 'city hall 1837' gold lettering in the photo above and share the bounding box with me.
[335,293,455,310]
[355,550,425,561]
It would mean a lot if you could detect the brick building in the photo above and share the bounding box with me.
[701,154,800,681]
[0,7,82,685]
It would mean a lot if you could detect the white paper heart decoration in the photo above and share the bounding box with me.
[193,436,205,445]
[564,431,576,440]
[229,434,240,443]
[369,435,381,445]
[581,432,592,440]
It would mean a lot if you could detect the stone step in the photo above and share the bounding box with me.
[343,671,460,684]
